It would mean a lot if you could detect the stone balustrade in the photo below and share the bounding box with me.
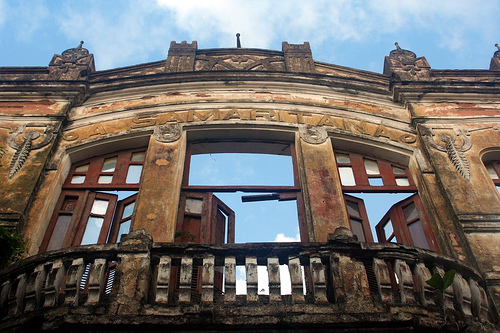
[0,230,497,331]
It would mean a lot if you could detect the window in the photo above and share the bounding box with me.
[40,149,146,252]
[178,140,303,244]
[336,151,438,251]
[484,158,500,194]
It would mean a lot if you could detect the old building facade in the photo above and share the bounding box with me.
[0,40,500,331]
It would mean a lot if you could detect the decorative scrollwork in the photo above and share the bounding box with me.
[299,125,328,144]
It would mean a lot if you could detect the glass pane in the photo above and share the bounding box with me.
[46,215,72,251]
[126,165,143,183]
[364,159,380,175]
[91,199,109,215]
[346,200,361,218]
[350,219,365,242]
[338,167,356,186]
[335,153,351,163]
[71,175,86,184]
[392,166,406,175]
[131,151,145,162]
[101,157,117,172]
[122,202,135,219]
[81,217,104,245]
[185,198,203,214]
[403,202,418,221]
[396,177,410,186]
[117,220,131,242]
[368,177,383,186]
[487,165,499,179]
[383,219,394,242]
[98,175,113,184]
[75,164,89,172]
[408,220,430,249]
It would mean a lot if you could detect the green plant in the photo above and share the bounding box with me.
[426,269,456,291]
[0,226,26,269]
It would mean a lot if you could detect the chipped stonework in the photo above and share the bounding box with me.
[153,124,182,143]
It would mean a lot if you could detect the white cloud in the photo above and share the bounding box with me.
[274,231,300,242]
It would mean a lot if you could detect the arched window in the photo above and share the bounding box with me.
[40,148,146,252]
[336,151,438,251]
[483,152,500,193]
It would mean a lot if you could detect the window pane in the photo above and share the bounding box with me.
[487,165,499,179]
[117,220,131,242]
[383,219,395,242]
[346,200,361,218]
[339,167,356,186]
[46,215,72,251]
[75,164,89,172]
[408,220,430,249]
[392,166,406,175]
[101,157,117,172]
[336,153,351,164]
[396,178,410,186]
[98,175,113,184]
[350,219,365,242]
[126,165,143,183]
[91,199,109,215]
[81,217,104,245]
[122,202,135,219]
[131,151,145,162]
[71,175,86,184]
[368,177,383,186]
[403,202,418,221]
[186,198,203,214]
[364,159,380,175]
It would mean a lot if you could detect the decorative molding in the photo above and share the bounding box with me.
[7,126,55,179]
[422,127,472,181]
[384,42,430,80]
[153,124,182,143]
[195,54,285,71]
[299,125,328,144]
[48,41,95,80]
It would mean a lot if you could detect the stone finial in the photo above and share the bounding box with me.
[236,33,241,48]
[383,42,430,80]
[282,41,315,73]
[489,43,500,70]
[48,41,95,80]
[165,41,198,72]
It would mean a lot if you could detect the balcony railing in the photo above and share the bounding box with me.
[0,229,497,332]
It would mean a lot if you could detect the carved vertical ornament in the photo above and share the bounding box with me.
[423,128,472,181]
[7,126,55,179]
[153,124,182,143]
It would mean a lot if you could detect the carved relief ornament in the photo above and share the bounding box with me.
[153,124,182,143]
[422,127,472,181]
[7,125,55,178]
[299,125,328,144]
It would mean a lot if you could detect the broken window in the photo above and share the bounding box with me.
[336,151,438,251]
[40,149,146,252]
[178,140,303,244]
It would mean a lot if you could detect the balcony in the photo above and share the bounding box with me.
[0,229,497,332]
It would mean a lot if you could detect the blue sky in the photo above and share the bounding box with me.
[0,0,499,72]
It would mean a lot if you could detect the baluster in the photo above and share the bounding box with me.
[267,257,281,303]
[394,259,415,303]
[288,256,305,303]
[155,256,171,304]
[224,256,236,303]
[43,260,66,308]
[201,255,215,303]
[178,256,193,303]
[24,264,46,312]
[413,263,435,306]
[373,258,394,303]
[310,256,328,304]
[433,266,454,311]
[1,280,11,315]
[470,278,489,322]
[85,258,107,305]
[453,272,471,316]
[63,258,85,306]
[246,256,258,302]
[8,273,27,317]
